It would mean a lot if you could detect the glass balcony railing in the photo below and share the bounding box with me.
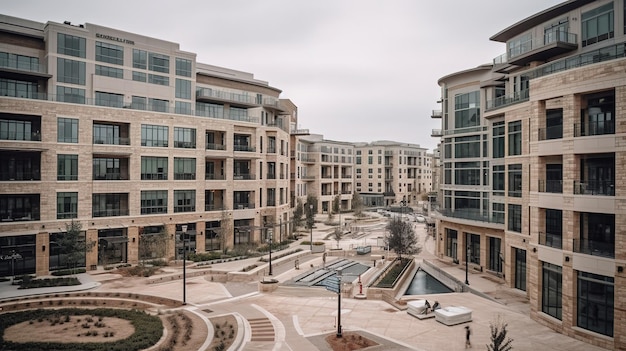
[539,231,562,249]
[206,143,226,151]
[574,120,615,137]
[234,202,255,210]
[538,125,563,141]
[486,89,529,110]
[204,204,225,211]
[508,32,577,59]
[233,173,255,180]
[538,180,563,193]
[574,180,615,196]
[205,173,226,180]
[437,208,504,224]
[573,238,614,258]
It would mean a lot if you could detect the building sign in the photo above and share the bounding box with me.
[96,33,134,45]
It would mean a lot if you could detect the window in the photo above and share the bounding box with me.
[492,165,504,196]
[467,233,480,264]
[545,209,563,249]
[492,202,505,224]
[454,135,481,158]
[57,154,78,180]
[508,164,522,197]
[544,18,569,44]
[0,78,38,98]
[582,3,614,47]
[56,86,85,104]
[514,248,526,291]
[0,118,33,141]
[492,121,505,158]
[176,58,192,77]
[577,272,613,336]
[174,190,195,212]
[488,237,502,273]
[196,102,224,118]
[57,58,85,85]
[174,158,196,180]
[148,98,168,112]
[133,49,147,69]
[229,107,248,121]
[148,74,169,86]
[95,65,123,79]
[508,120,522,156]
[141,156,168,180]
[132,71,146,82]
[542,262,562,320]
[454,91,480,128]
[148,53,169,73]
[0,194,40,221]
[92,193,128,217]
[454,162,481,185]
[141,124,168,147]
[544,109,563,140]
[507,32,531,58]
[445,228,457,260]
[93,157,123,180]
[57,192,77,219]
[95,41,124,65]
[508,204,522,232]
[95,91,124,108]
[175,101,192,115]
[57,33,85,58]
[132,96,146,110]
[175,79,191,99]
[141,190,168,214]
[173,127,196,148]
[0,52,40,72]
[93,123,122,145]
[57,118,78,143]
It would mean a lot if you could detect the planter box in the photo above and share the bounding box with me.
[312,244,326,253]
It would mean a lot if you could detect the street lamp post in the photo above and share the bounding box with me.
[465,243,470,286]
[336,268,343,338]
[267,225,273,276]
[309,204,314,252]
[181,224,188,305]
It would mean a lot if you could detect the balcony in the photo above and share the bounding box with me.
[233,173,255,180]
[437,208,504,224]
[0,55,51,81]
[204,204,225,212]
[92,208,129,218]
[196,87,256,107]
[573,238,614,258]
[486,89,529,111]
[431,110,442,119]
[233,144,255,152]
[290,128,310,136]
[506,31,578,66]
[234,202,255,210]
[174,173,196,180]
[205,173,226,180]
[538,180,563,193]
[300,155,316,163]
[431,129,442,137]
[574,120,615,137]
[538,125,563,141]
[574,180,614,196]
[206,143,226,151]
[539,231,562,249]
[94,137,130,145]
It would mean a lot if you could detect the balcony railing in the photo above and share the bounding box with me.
[538,125,563,141]
[431,110,442,118]
[539,231,563,249]
[233,144,255,152]
[0,211,40,222]
[0,131,41,142]
[0,55,46,74]
[538,180,563,193]
[94,172,129,180]
[574,180,615,196]
[233,173,255,180]
[431,129,443,137]
[92,209,129,217]
[437,208,504,224]
[204,204,225,212]
[234,202,255,210]
[93,137,130,145]
[574,120,615,137]
[205,173,226,180]
[508,31,578,60]
[206,143,226,151]
[196,87,256,105]
[267,173,276,179]
[0,171,40,181]
[174,173,196,180]
[573,238,614,258]
[486,89,529,111]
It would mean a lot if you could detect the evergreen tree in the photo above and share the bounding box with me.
[293,199,304,230]
[351,193,364,217]
[56,220,95,274]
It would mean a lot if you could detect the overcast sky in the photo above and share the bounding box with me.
[4,0,563,151]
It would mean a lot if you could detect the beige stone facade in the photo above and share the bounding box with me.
[433,0,626,348]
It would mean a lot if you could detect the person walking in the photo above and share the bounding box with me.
[465,325,472,348]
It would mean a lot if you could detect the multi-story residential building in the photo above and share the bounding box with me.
[353,141,430,208]
[432,0,625,348]
[0,15,295,276]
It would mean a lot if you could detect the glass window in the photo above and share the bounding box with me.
[542,262,562,320]
[133,49,147,69]
[57,58,85,85]
[56,86,85,104]
[514,248,527,291]
[132,71,146,82]
[57,192,78,219]
[174,127,196,148]
[0,52,40,72]
[0,78,39,99]
[141,124,168,147]
[95,91,124,108]
[174,190,195,212]
[132,96,146,110]
[148,74,169,86]
[175,79,191,99]
[492,121,505,158]
[508,164,522,197]
[445,228,458,260]
[57,117,78,143]
[141,156,168,180]
[95,65,123,79]
[0,118,33,141]
[508,120,522,156]
[93,157,122,180]
[488,237,502,273]
[508,204,522,232]
[0,194,40,222]
[57,154,78,180]
[141,190,168,214]
[454,161,481,185]
[454,91,480,129]
[467,233,480,264]
[545,109,563,140]
[174,158,196,180]
[454,135,481,158]
[196,102,224,118]
[175,101,192,115]
[229,107,248,121]
[175,58,192,77]
[492,202,505,224]
[92,193,128,217]
[95,41,124,65]
[582,3,614,47]
[57,33,86,58]
[577,271,614,336]
[492,165,505,196]
[149,98,168,112]
[545,209,563,249]
[148,53,169,73]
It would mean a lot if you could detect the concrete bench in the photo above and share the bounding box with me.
[434,306,472,326]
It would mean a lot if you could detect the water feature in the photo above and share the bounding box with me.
[404,268,453,295]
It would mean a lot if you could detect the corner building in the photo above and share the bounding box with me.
[433,0,626,348]
[0,15,295,276]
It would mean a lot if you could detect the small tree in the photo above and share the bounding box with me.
[487,316,513,351]
[351,193,364,217]
[293,199,304,230]
[56,220,95,274]
[139,228,168,264]
[332,195,340,215]
[384,218,420,259]
[305,195,316,231]
[333,227,342,249]
[218,209,232,254]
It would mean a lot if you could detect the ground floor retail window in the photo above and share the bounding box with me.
[514,248,526,291]
[445,228,457,261]
[488,237,502,273]
[0,235,35,277]
[542,262,562,320]
[467,233,480,264]
[577,271,614,336]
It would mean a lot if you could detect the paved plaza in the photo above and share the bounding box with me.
[0,214,609,351]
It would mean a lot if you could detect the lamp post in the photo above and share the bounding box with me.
[309,203,314,252]
[181,224,187,305]
[267,225,273,276]
[465,238,470,286]
[336,268,343,338]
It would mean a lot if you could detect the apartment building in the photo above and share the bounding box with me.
[0,15,295,276]
[432,0,625,348]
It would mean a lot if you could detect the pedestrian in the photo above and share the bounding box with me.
[465,325,472,348]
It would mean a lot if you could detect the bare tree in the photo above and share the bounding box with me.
[384,218,420,259]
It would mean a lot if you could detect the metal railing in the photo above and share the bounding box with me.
[0,171,40,181]
[437,208,504,224]
[574,180,615,196]
[573,238,614,258]
[93,137,130,145]
[233,145,256,152]
[204,204,225,212]
[486,89,529,111]
[574,120,615,137]
[539,231,563,249]
[205,173,226,180]
[234,202,255,210]
[538,180,563,193]
[538,125,563,141]
[92,209,129,217]
[233,173,255,180]
[206,143,226,151]
[508,31,577,59]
